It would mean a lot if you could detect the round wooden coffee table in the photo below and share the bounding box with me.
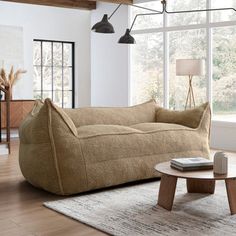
[155,161,236,215]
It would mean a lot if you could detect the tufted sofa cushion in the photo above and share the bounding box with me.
[156,103,209,128]
[64,99,157,127]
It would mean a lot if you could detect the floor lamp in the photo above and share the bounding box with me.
[176,59,204,110]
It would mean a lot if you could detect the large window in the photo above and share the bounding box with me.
[130,0,236,121]
[33,40,75,108]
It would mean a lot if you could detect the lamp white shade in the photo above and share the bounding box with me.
[176,59,204,76]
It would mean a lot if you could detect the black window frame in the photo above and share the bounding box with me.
[33,39,75,108]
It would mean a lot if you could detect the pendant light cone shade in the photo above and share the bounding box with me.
[118,29,136,44]
[91,14,115,33]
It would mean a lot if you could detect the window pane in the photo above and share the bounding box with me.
[64,91,72,108]
[212,27,236,121]
[53,91,63,107]
[54,67,62,90]
[42,42,52,66]
[53,42,62,66]
[130,1,163,30]
[169,29,207,110]
[131,33,163,105]
[64,43,72,66]
[168,0,206,26]
[33,66,41,91]
[33,91,41,100]
[33,41,41,66]
[211,0,236,23]
[42,67,52,90]
[64,68,73,90]
[43,91,52,100]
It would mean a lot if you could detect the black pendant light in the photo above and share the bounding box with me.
[118,29,135,44]
[91,14,115,33]
[91,4,122,34]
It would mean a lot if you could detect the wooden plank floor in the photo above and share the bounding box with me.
[0,140,106,236]
[0,139,235,235]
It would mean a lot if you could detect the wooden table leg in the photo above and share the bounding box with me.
[157,174,177,211]
[187,179,215,194]
[225,178,236,215]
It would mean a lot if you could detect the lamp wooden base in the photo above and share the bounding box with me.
[185,75,196,110]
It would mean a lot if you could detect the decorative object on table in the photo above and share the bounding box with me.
[171,157,213,171]
[214,152,228,175]
[0,66,27,100]
[176,59,204,110]
[91,0,236,44]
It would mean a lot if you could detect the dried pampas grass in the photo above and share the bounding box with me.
[0,66,27,99]
[0,66,27,88]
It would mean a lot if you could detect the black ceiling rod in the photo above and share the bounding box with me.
[108,3,122,19]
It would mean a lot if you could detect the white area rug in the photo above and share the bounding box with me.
[44,180,236,236]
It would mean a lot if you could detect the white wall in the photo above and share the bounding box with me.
[211,121,236,152]
[0,1,91,107]
[91,2,129,107]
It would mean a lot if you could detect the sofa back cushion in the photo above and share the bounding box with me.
[64,100,157,127]
[156,103,209,129]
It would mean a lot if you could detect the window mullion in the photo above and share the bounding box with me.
[40,41,43,99]
[51,42,54,102]
[163,11,169,109]
[62,43,64,108]
[207,0,213,107]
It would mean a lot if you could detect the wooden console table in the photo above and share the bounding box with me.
[1,100,35,128]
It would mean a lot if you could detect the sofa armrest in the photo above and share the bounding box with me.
[19,99,78,143]
[156,103,210,129]
[47,99,78,137]
[19,99,87,195]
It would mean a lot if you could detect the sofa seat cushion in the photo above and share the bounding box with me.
[77,123,191,139]
[78,122,208,190]
[130,122,191,132]
[77,125,142,139]
[78,123,204,164]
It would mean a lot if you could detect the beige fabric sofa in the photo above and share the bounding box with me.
[19,99,211,195]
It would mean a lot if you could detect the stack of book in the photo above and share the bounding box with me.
[171,157,213,171]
